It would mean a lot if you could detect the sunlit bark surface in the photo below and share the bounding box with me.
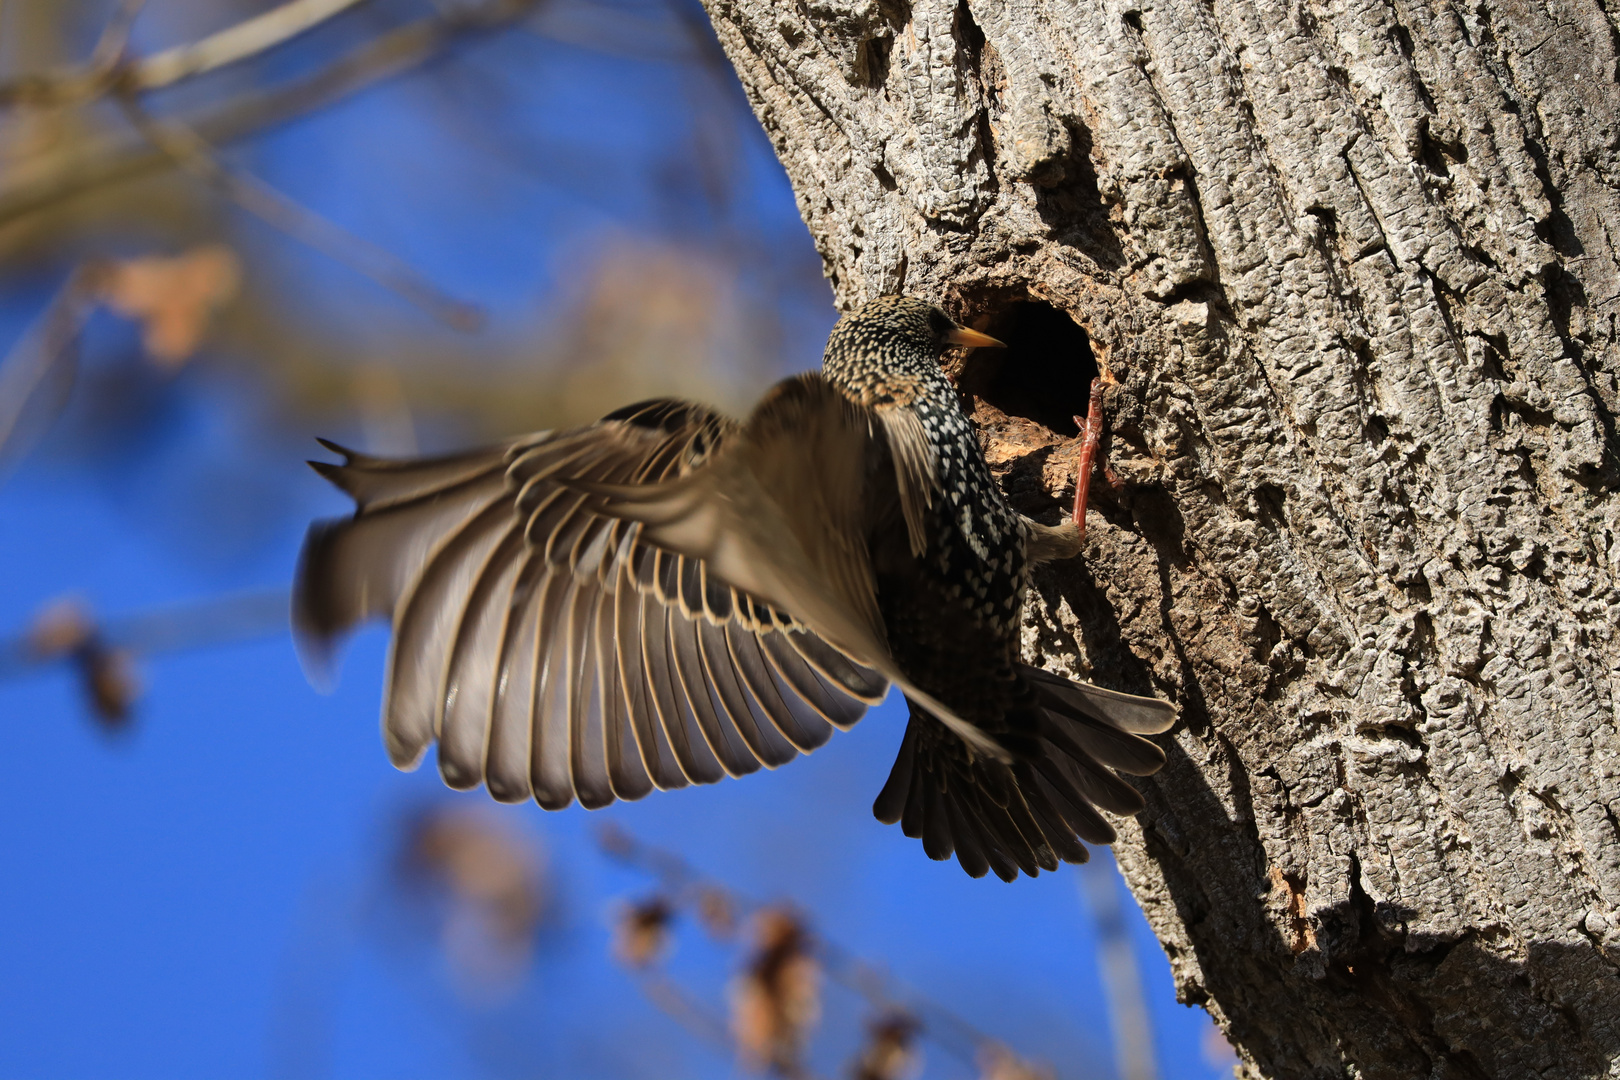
[698,0,1620,1073]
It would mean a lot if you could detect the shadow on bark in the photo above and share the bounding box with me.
[1141,737,1620,1079]
[1030,532,1620,1080]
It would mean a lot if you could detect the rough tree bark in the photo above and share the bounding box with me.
[695,0,1620,1075]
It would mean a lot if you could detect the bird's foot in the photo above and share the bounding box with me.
[1070,377,1110,542]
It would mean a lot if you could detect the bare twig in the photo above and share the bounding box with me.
[104,588,291,658]
[638,974,736,1050]
[660,0,746,83]
[0,268,96,470]
[596,825,1041,1074]
[526,0,699,61]
[0,588,290,680]
[0,0,543,228]
[90,0,150,72]
[0,0,366,107]
[117,97,484,330]
[133,0,368,92]
[636,972,831,1080]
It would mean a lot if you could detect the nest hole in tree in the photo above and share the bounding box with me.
[960,301,1098,437]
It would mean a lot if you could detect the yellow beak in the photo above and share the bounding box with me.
[944,326,1006,349]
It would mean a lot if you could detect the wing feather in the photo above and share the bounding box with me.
[943,796,991,878]
[308,438,522,510]
[759,632,866,730]
[875,406,938,558]
[596,575,654,801]
[921,779,954,861]
[697,618,797,768]
[783,630,888,704]
[437,523,526,790]
[965,796,1021,882]
[1016,764,1091,864]
[1032,763,1117,845]
[1020,664,1177,734]
[615,555,686,790]
[872,719,919,826]
[293,450,512,674]
[668,607,760,778]
[383,494,513,768]
[643,595,725,785]
[724,621,833,754]
[567,575,615,809]
[484,553,544,803]
[529,572,576,810]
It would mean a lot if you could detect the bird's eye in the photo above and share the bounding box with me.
[927,309,955,338]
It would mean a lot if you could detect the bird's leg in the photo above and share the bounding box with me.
[1025,376,1117,564]
[1070,377,1108,542]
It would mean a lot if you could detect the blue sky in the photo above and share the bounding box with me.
[0,3,1232,1077]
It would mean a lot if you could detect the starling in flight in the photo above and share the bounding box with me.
[294,296,1175,880]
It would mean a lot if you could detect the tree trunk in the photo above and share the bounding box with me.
[696,0,1620,1074]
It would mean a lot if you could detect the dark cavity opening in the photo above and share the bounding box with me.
[960,301,1098,437]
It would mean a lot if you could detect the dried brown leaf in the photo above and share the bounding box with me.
[976,1044,1056,1080]
[25,597,139,728]
[401,806,547,990]
[26,596,95,659]
[95,245,241,368]
[730,907,821,1074]
[613,895,674,969]
[407,806,544,942]
[83,644,139,726]
[852,1011,921,1080]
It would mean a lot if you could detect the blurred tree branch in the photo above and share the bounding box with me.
[117,97,482,329]
[0,0,528,467]
[599,824,1056,1079]
[0,0,370,108]
[0,589,289,727]
[0,0,543,230]
[132,0,370,94]
[0,244,241,470]
[1076,860,1158,1080]
[0,266,96,467]
[0,589,290,681]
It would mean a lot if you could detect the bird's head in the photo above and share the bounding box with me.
[821,296,1003,404]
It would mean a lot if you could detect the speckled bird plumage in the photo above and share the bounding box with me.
[823,298,1029,636]
[295,296,1176,881]
[823,299,1034,754]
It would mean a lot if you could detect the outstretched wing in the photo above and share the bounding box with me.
[294,395,887,811]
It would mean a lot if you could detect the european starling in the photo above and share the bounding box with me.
[294,296,1176,880]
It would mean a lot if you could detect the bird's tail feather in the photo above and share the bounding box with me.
[872,672,1174,881]
[1018,663,1178,734]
